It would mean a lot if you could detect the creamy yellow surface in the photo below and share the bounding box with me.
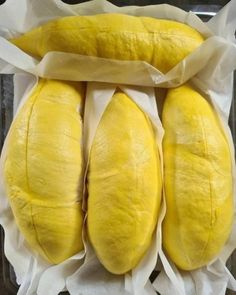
[87,91,162,274]
[11,14,204,73]
[162,84,233,270]
[3,79,85,264]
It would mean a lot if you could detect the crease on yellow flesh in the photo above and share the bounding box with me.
[3,79,85,264]
[10,14,204,73]
[87,91,162,274]
[162,84,233,270]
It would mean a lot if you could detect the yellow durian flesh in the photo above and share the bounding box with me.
[87,91,162,274]
[3,79,85,264]
[162,84,233,270]
[10,14,204,73]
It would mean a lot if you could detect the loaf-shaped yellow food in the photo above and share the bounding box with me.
[162,84,233,270]
[10,14,204,73]
[87,91,162,274]
[3,79,85,264]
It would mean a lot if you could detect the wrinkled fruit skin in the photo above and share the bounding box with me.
[162,84,233,270]
[87,91,162,274]
[3,79,85,264]
[11,14,204,74]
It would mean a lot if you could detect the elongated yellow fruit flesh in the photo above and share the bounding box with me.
[162,84,233,270]
[10,14,204,73]
[3,79,85,264]
[87,91,162,274]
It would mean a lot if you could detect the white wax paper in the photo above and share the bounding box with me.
[0,0,236,294]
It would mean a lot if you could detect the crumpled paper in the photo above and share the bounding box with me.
[0,0,236,294]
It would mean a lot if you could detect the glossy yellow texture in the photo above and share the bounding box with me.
[87,91,162,274]
[10,14,204,73]
[3,79,85,264]
[162,84,233,270]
